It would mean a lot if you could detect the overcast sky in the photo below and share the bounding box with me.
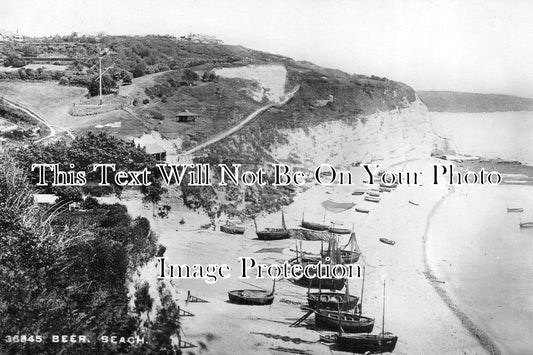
[2,0,533,97]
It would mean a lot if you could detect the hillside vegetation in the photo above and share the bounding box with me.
[418,91,533,112]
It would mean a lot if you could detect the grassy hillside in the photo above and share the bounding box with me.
[418,91,533,112]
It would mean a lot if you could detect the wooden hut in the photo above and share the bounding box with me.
[176,110,201,122]
[145,143,167,162]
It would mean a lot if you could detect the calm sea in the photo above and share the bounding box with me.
[431,111,533,166]
[428,111,533,354]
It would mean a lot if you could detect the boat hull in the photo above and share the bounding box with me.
[328,227,351,235]
[293,276,346,290]
[220,225,245,234]
[336,333,398,353]
[256,229,290,240]
[315,310,374,333]
[308,292,359,311]
[228,290,274,305]
[301,221,329,231]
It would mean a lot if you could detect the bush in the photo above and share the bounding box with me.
[59,76,69,86]
[81,196,99,209]
[142,98,150,105]
[150,110,164,120]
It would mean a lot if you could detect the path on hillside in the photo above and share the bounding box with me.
[181,85,300,156]
[1,96,74,143]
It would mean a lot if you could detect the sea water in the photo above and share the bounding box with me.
[431,111,533,165]
[427,110,533,354]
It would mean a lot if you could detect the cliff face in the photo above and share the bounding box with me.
[270,96,440,169]
[199,64,440,170]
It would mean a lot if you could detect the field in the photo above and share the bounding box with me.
[0,81,148,138]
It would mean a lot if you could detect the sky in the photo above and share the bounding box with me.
[2,0,533,97]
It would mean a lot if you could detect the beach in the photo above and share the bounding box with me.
[117,158,491,354]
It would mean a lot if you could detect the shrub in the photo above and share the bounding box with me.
[150,110,164,120]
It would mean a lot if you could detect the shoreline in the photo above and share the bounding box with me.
[422,186,503,355]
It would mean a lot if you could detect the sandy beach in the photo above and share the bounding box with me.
[115,158,492,354]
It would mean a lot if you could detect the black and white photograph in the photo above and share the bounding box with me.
[1,0,532,354]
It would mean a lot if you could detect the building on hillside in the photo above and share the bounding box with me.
[0,30,24,42]
[145,143,167,162]
[33,194,59,205]
[176,110,201,122]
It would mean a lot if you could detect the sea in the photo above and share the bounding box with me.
[427,111,533,354]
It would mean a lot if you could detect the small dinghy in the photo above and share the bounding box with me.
[352,189,366,195]
[367,191,380,197]
[379,238,396,245]
[355,207,370,213]
[364,195,381,203]
[228,281,275,305]
[220,220,245,234]
[409,200,419,206]
[507,207,523,212]
[308,292,359,311]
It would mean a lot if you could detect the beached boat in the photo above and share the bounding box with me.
[520,222,533,228]
[228,281,275,305]
[254,210,290,240]
[328,226,352,234]
[315,309,374,333]
[507,207,524,212]
[220,220,245,234]
[336,279,398,353]
[364,195,381,203]
[301,211,329,231]
[294,274,346,290]
[409,200,419,206]
[336,332,398,353]
[379,238,395,245]
[352,189,366,195]
[367,191,380,197]
[355,207,370,213]
[380,182,398,189]
[379,187,392,193]
[308,292,359,311]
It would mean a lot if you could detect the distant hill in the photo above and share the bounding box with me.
[417,91,533,112]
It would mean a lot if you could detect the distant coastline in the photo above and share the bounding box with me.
[418,91,533,112]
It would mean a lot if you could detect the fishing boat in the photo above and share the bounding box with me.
[352,189,366,195]
[355,207,369,213]
[315,309,374,333]
[507,207,524,212]
[379,238,396,245]
[322,232,361,264]
[364,195,381,203]
[292,241,347,290]
[220,220,245,234]
[336,280,398,353]
[228,281,275,305]
[308,292,359,311]
[294,274,346,290]
[254,209,290,240]
[379,187,391,193]
[367,191,380,197]
[520,221,533,228]
[328,226,352,234]
[301,210,329,231]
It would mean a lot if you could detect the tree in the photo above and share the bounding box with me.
[88,73,117,97]
[182,69,199,84]
[133,62,146,78]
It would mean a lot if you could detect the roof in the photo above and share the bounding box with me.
[144,143,166,154]
[176,110,201,117]
[33,194,58,204]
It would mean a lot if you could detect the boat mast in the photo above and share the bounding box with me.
[382,279,386,337]
[358,265,366,315]
[253,217,258,233]
[282,208,287,230]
